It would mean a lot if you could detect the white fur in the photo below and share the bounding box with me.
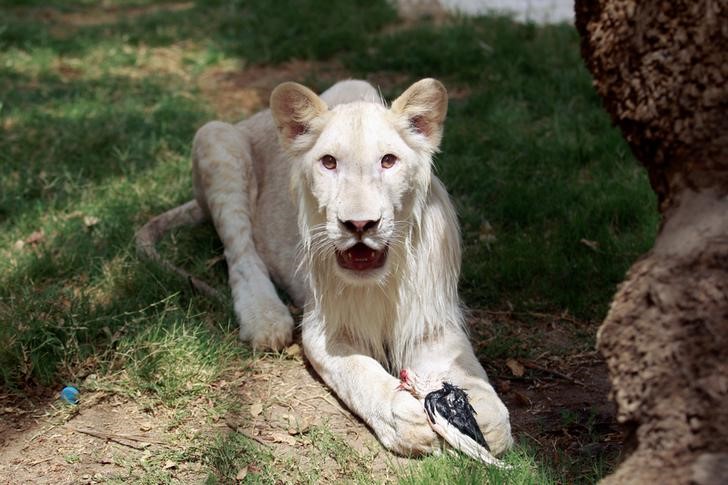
[187,78,513,456]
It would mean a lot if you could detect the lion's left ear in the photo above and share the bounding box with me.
[390,78,448,149]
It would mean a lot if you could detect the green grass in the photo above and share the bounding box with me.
[398,442,555,485]
[203,431,276,484]
[0,1,655,483]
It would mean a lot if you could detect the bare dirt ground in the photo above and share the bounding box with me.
[0,392,208,483]
[471,312,622,471]
[10,1,196,30]
[0,348,406,483]
[198,59,351,122]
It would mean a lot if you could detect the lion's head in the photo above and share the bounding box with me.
[271,79,448,285]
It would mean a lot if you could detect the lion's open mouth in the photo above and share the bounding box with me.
[336,243,388,271]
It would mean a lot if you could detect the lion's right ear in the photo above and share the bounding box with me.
[270,82,328,150]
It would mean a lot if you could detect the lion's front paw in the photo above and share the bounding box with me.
[248,320,293,351]
[481,414,513,456]
[467,383,514,456]
[237,301,294,351]
[378,391,441,456]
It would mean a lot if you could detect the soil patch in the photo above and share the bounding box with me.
[198,59,351,121]
[0,353,409,484]
[0,392,206,484]
[14,2,195,30]
[222,352,411,482]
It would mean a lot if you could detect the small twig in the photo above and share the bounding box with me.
[241,430,273,448]
[304,392,357,425]
[291,398,316,411]
[498,375,533,382]
[27,457,53,467]
[317,394,359,426]
[522,360,585,386]
[225,421,271,448]
[519,430,544,447]
[72,427,165,450]
[22,424,59,450]
[484,309,583,325]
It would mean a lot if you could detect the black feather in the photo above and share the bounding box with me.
[424,382,489,450]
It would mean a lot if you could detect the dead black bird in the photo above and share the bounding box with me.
[398,369,509,468]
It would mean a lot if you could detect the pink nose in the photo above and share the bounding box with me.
[340,219,379,234]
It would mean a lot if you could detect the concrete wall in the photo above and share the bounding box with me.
[397,0,574,24]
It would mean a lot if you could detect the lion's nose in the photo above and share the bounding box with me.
[340,219,380,234]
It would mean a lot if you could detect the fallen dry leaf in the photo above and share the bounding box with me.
[479,220,497,244]
[497,379,512,393]
[250,402,263,417]
[83,215,100,228]
[288,420,311,436]
[506,358,525,377]
[163,460,176,470]
[512,390,532,407]
[285,343,301,357]
[205,254,226,268]
[270,432,296,446]
[235,467,248,481]
[280,413,311,435]
[579,238,600,251]
[25,230,44,245]
[62,210,84,220]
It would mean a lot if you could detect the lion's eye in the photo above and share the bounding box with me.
[321,155,337,170]
[381,154,398,169]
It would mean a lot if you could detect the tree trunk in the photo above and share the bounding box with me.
[574,1,728,483]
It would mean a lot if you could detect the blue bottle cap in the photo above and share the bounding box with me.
[60,386,80,405]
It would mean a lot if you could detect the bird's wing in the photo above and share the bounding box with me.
[428,410,511,469]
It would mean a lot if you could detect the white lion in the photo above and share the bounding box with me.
[137,78,513,456]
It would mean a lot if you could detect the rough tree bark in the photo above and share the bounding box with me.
[574,1,728,484]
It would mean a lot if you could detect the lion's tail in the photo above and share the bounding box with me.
[135,199,221,300]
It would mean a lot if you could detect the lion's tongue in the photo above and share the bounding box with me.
[337,243,386,271]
